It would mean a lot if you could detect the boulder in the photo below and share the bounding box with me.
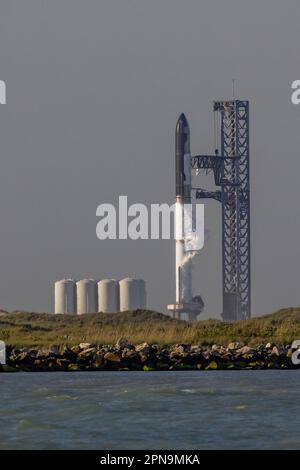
[115,337,132,350]
[202,349,213,360]
[55,358,70,369]
[37,346,60,358]
[104,352,121,363]
[169,344,190,359]
[49,345,60,355]
[155,357,171,370]
[271,345,286,357]
[94,353,105,368]
[16,351,31,363]
[139,352,149,364]
[68,363,80,371]
[172,344,191,354]
[190,345,202,353]
[227,341,243,350]
[61,347,77,362]
[206,361,218,370]
[79,342,92,350]
[211,345,227,356]
[78,347,97,359]
[236,346,253,355]
[0,364,17,372]
[121,349,139,361]
[286,348,293,359]
[135,342,151,354]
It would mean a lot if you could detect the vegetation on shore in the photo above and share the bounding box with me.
[0,308,300,348]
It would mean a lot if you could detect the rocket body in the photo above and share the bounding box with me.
[175,114,192,306]
[167,113,204,320]
[176,113,191,200]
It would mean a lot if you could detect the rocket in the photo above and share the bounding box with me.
[176,113,191,201]
[175,113,192,306]
[168,113,204,320]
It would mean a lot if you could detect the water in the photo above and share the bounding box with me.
[1,370,300,449]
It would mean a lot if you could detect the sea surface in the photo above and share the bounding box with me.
[1,370,300,449]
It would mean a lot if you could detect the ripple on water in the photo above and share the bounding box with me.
[16,418,53,432]
[1,370,300,450]
[45,395,79,401]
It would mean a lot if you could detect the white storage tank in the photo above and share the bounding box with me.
[119,277,145,311]
[54,279,76,314]
[98,279,119,313]
[76,279,98,315]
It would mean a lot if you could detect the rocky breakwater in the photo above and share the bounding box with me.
[0,340,299,372]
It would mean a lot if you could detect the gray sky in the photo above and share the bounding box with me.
[0,0,300,317]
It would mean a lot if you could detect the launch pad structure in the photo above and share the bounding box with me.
[168,100,251,322]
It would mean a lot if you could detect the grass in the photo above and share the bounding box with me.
[1,308,300,349]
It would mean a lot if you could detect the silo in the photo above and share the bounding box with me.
[54,279,76,314]
[119,278,141,311]
[98,279,119,313]
[76,279,98,315]
[137,279,147,309]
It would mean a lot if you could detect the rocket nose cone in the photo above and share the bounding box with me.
[176,113,190,134]
[179,113,188,124]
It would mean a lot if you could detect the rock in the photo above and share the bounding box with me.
[135,342,151,354]
[78,347,96,358]
[211,345,227,356]
[169,344,191,359]
[33,359,43,367]
[27,349,38,357]
[56,358,70,368]
[16,351,31,363]
[143,365,155,371]
[139,352,149,364]
[206,361,218,370]
[234,361,247,369]
[227,341,243,350]
[155,359,170,370]
[94,353,104,368]
[61,347,77,362]
[36,346,59,358]
[121,349,139,361]
[115,337,132,350]
[271,345,285,357]
[0,364,17,372]
[79,343,92,350]
[68,363,80,371]
[49,345,60,355]
[236,346,253,355]
[5,340,295,371]
[190,345,201,353]
[202,350,213,360]
[104,352,121,363]
[172,344,191,354]
[287,348,293,358]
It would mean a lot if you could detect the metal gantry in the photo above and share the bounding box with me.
[191,100,251,320]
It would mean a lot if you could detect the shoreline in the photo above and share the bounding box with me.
[1,339,299,372]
